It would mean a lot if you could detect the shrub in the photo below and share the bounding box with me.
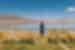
[61,39,67,44]
[17,39,34,45]
[2,40,15,45]
[2,40,9,45]
[48,38,58,44]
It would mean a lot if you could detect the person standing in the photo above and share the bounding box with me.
[40,21,45,36]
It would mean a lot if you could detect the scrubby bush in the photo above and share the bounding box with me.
[17,39,34,45]
[61,39,68,44]
[2,40,9,44]
[2,40,15,45]
[48,38,58,44]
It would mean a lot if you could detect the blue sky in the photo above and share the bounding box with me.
[0,0,75,30]
[0,0,75,18]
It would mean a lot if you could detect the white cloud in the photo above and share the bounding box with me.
[66,7,75,13]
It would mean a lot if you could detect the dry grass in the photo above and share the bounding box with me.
[0,29,75,50]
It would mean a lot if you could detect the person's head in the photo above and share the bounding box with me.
[40,21,44,24]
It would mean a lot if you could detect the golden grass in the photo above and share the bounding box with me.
[0,29,75,50]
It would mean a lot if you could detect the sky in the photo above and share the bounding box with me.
[0,0,75,31]
[0,0,75,18]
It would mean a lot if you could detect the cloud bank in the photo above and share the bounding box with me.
[66,7,75,13]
